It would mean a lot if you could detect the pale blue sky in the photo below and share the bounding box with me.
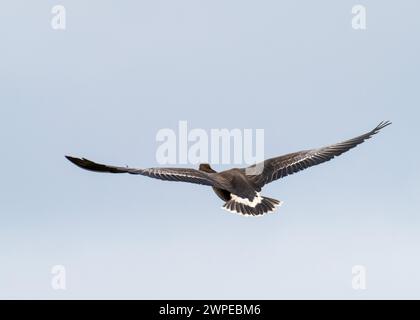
[0,0,419,299]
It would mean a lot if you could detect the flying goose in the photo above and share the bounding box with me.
[66,121,391,216]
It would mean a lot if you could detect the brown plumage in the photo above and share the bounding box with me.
[66,121,391,216]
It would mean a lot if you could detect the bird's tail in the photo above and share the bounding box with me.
[222,196,283,216]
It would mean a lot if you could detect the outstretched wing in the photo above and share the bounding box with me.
[65,156,216,186]
[245,121,391,189]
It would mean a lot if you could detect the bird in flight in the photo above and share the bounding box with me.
[66,121,390,216]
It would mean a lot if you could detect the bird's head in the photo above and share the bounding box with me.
[199,163,216,173]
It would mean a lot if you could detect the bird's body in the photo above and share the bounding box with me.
[66,121,391,216]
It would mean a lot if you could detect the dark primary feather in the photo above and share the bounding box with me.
[245,121,391,188]
[65,156,216,187]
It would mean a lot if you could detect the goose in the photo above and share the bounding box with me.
[66,121,391,216]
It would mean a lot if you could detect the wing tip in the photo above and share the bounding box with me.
[65,155,77,160]
[65,155,80,164]
[65,155,92,169]
[374,120,392,132]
